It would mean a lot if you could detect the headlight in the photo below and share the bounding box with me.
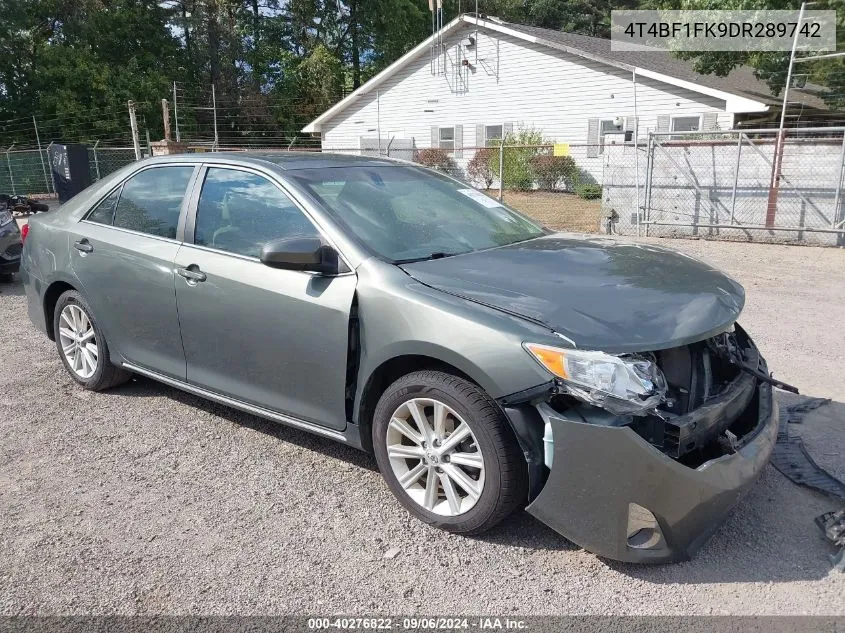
[0,209,12,227]
[524,343,667,416]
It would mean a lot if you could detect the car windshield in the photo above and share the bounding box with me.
[289,166,546,262]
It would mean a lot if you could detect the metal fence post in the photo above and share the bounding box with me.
[497,138,504,201]
[644,134,656,237]
[46,141,57,194]
[128,100,142,160]
[6,144,15,195]
[729,131,743,225]
[173,81,181,143]
[832,128,845,229]
[93,140,101,181]
[33,116,51,194]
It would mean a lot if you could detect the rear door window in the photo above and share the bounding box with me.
[113,166,194,239]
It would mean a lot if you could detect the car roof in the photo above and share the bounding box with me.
[142,151,403,171]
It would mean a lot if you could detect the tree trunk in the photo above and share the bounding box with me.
[349,0,361,89]
[207,0,220,86]
[251,0,260,84]
[182,0,191,55]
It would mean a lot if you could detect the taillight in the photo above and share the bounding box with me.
[20,223,29,244]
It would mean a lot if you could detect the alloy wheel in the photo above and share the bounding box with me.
[385,397,486,516]
[58,303,99,379]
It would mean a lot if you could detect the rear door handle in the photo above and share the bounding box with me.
[176,266,207,283]
[73,239,93,253]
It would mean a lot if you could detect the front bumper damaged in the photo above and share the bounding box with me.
[525,381,778,563]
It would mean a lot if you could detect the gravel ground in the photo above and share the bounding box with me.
[0,236,843,616]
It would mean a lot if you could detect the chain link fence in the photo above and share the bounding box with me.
[7,131,843,246]
[0,145,137,197]
[89,147,138,181]
[0,148,52,196]
[603,128,845,246]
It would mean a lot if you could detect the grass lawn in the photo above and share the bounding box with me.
[495,190,603,233]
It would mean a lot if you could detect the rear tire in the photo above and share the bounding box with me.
[372,370,527,535]
[0,273,13,283]
[53,290,131,391]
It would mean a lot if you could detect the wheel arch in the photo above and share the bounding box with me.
[43,280,78,341]
[354,348,493,453]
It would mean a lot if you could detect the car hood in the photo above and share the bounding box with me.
[399,234,745,353]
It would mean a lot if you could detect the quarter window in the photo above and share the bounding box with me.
[113,166,194,239]
[86,187,121,225]
[438,127,455,151]
[194,168,319,259]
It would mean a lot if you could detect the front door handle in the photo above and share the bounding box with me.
[176,266,207,283]
[73,239,93,253]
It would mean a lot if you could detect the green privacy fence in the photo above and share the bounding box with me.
[0,145,138,196]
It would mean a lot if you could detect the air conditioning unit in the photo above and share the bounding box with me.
[461,37,475,48]
[603,131,628,146]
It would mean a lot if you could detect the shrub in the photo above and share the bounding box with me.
[576,183,603,200]
[466,148,495,189]
[529,155,578,190]
[414,148,454,171]
[488,128,544,191]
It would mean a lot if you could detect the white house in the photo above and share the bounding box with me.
[303,14,825,180]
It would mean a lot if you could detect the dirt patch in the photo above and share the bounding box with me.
[499,190,603,233]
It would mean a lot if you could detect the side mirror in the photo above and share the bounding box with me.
[260,236,342,275]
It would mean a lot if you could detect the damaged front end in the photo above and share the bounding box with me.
[504,325,780,563]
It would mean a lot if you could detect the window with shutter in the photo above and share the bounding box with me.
[484,125,503,146]
[592,119,623,155]
[671,115,701,133]
[438,127,455,151]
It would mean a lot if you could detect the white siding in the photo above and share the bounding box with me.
[320,24,733,153]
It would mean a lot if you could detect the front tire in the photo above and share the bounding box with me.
[372,370,527,535]
[53,290,130,391]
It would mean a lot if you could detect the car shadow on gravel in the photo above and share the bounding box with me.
[471,511,580,552]
[114,374,379,471]
[0,277,24,296]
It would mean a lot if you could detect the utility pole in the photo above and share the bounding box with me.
[766,1,806,227]
[162,99,171,141]
[211,83,219,150]
[33,116,50,193]
[128,100,141,160]
[172,82,181,142]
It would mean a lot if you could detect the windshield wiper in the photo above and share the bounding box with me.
[393,252,455,264]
